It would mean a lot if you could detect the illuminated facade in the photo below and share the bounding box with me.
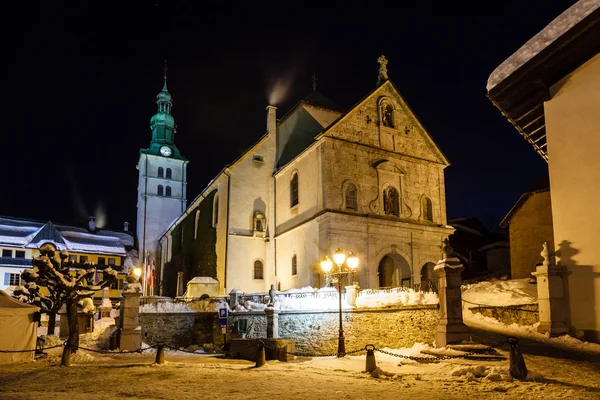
[159,58,453,295]
[0,216,133,300]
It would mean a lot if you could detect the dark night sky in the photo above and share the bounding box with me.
[1,0,570,232]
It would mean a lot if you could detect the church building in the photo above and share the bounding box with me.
[145,57,453,296]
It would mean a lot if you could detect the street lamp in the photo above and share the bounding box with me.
[321,248,359,357]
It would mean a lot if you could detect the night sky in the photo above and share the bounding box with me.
[1,0,571,232]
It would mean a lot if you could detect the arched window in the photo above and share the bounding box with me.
[383,186,400,216]
[345,183,358,210]
[213,196,219,227]
[253,260,264,280]
[382,102,394,128]
[157,185,164,196]
[291,254,297,276]
[194,210,200,240]
[165,186,172,197]
[423,197,433,221]
[290,172,299,207]
[158,167,164,178]
[166,168,172,179]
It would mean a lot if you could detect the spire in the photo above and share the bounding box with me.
[163,60,168,91]
[377,55,389,86]
[311,74,318,91]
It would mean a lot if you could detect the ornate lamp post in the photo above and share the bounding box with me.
[321,249,359,357]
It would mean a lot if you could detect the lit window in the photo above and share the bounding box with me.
[1,249,12,257]
[291,254,297,276]
[290,173,299,207]
[158,167,164,178]
[165,186,172,197]
[4,272,20,286]
[345,183,358,210]
[15,251,25,258]
[253,260,264,280]
[166,168,172,179]
[158,185,164,196]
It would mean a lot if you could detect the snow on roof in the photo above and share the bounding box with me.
[187,277,219,285]
[487,0,600,91]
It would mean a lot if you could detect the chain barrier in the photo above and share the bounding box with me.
[2,337,511,362]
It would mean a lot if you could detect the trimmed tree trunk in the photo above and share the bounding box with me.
[66,294,79,352]
[47,313,57,336]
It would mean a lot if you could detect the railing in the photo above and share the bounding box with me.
[358,282,437,297]
[277,289,344,301]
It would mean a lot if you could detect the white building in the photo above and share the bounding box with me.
[487,1,600,342]
[157,57,453,295]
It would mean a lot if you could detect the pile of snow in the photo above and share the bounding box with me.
[462,278,537,307]
[79,317,117,350]
[140,301,195,313]
[356,289,438,308]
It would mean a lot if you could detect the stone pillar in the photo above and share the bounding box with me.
[531,242,570,336]
[265,307,279,338]
[99,287,112,318]
[176,271,185,297]
[119,285,142,351]
[435,239,470,348]
[229,289,243,310]
[345,285,359,307]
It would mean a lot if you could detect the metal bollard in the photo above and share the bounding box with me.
[365,344,377,373]
[155,343,165,365]
[507,337,527,380]
[255,341,266,367]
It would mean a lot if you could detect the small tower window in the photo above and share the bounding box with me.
[157,185,164,196]
[423,197,433,222]
[166,168,172,179]
[345,183,358,210]
[253,260,264,280]
[290,172,299,208]
[253,212,266,237]
[165,186,172,197]
[291,254,297,276]
[158,167,164,178]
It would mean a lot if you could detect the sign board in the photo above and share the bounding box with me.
[219,308,228,328]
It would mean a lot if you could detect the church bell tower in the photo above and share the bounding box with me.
[136,66,188,294]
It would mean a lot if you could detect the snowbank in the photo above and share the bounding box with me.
[140,301,195,313]
[462,278,537,307]
[356,289,438,308]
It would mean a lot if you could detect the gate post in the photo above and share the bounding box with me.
[435,238,470,347]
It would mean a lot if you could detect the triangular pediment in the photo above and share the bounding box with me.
[318,80,449,165]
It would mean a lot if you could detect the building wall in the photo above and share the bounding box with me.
[274,219,320,290]
[508,191,554,279]
[545,53,600,340]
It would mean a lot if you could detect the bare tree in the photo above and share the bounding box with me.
[18,244,117,366]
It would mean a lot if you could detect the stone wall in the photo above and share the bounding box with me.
[140,312,223,348]
[469,304,539,326]
[142,305,439,353]
[230,305,439,355]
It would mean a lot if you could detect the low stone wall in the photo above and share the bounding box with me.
[229,305,439,355]
[140,312,223,348]
[469,304,539,326]
[141,305,440,353]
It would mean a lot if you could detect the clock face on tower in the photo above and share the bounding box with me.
[160,146,172,157]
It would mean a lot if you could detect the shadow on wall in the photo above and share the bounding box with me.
[556,240,600,343]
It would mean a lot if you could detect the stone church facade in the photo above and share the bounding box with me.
[157,57,453,295]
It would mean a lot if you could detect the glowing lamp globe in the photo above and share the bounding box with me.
[347,252,359,270]
[333,248,346,266]
[133,267,142,278]
[321,256,333,273]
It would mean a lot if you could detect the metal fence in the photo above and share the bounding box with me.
[357,282,437,297]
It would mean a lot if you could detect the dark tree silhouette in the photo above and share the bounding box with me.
[17,244,116,366]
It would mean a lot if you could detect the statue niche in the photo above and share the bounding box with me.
[382,103,394,128]
[253,211,266,238]
[383,187,400,216]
